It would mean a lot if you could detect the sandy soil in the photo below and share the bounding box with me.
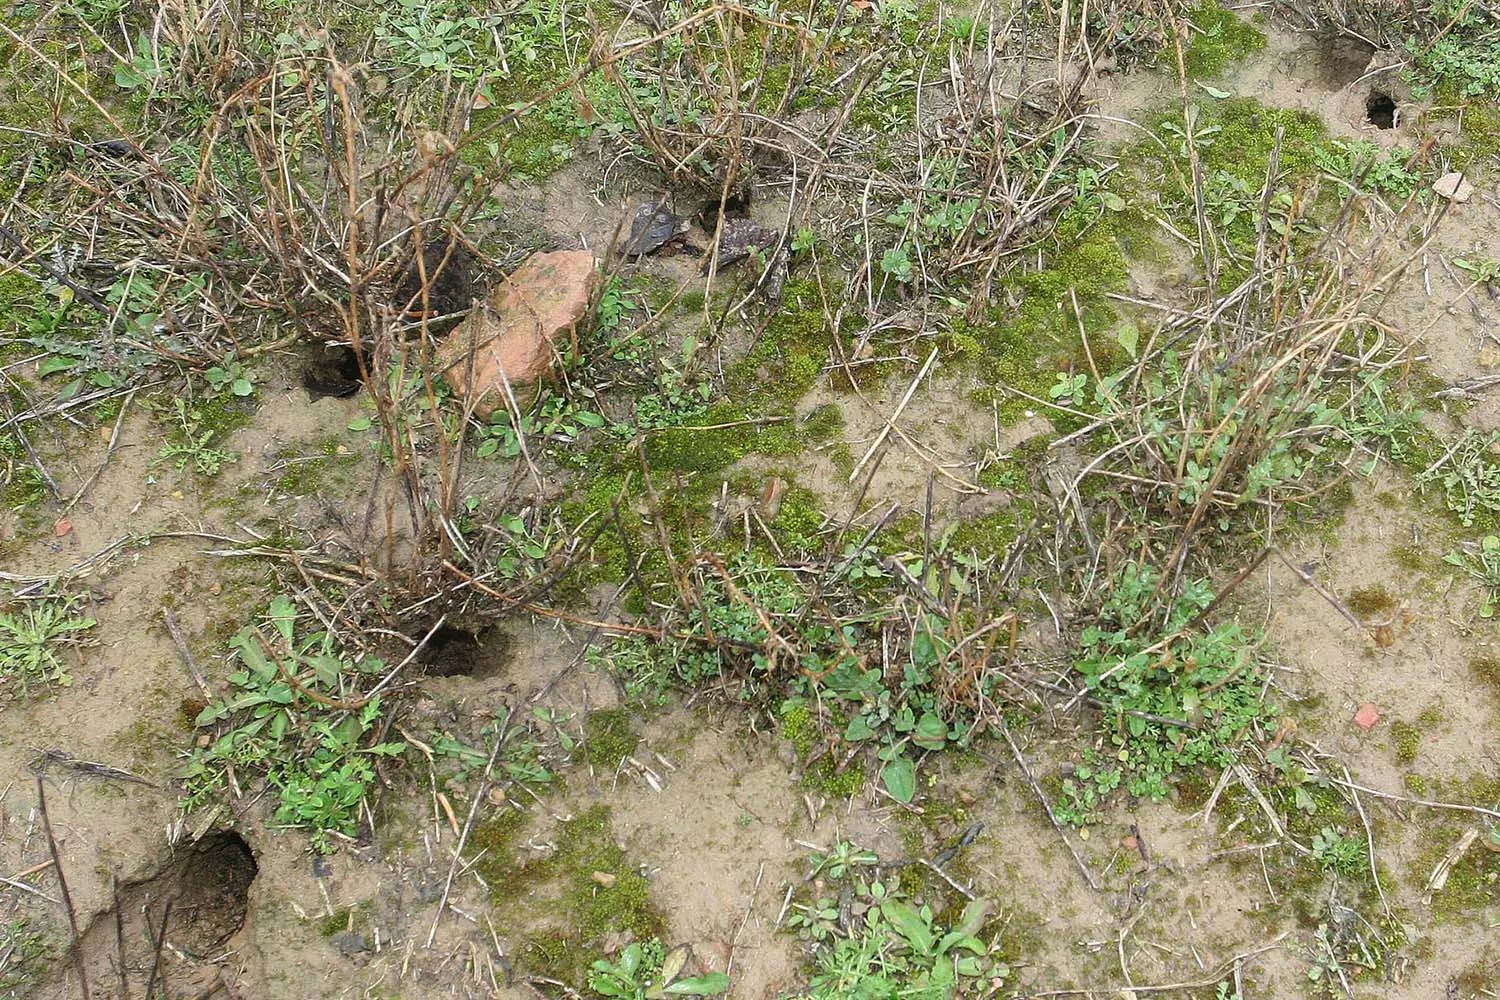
[3,11,1499,1000]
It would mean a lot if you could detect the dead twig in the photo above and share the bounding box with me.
[37,777,89,999]
[998,724,1100,892]
[31,749,157,788]
[426,707,512,948]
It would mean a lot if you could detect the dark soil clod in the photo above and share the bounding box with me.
[623,200,690,257]
[394,234,475,321]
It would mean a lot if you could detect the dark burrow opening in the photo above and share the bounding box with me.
[1312,33,1377,90]
[301,343,364,401]
[171,832,259,952]
[1366,90,1397,129]
[70,831,258,994]
[420,624,511,678]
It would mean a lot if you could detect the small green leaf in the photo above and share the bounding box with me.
[347,416,372,432]
[268,595,297,643]
[195,703,227,726]
[1196,82,1232,99]
[881,757,916,803]
[912,712,947,751]
[1116,322,1139,360]
[880,898,934,955]
[308,653,341,687]
[663,972,730,996]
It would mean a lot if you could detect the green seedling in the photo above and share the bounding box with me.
[587,941,729,999]
[182,595,405,853]
[156,398,237,476]
[0,591,96,696]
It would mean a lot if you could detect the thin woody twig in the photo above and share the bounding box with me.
[427,707,512,948]
[998,724,1099,892]
[38,778,89,999]
[848,346,939,483]
[143,897,174,999]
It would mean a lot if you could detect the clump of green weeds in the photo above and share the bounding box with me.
[587,939,728,999]
[24,275,168,401]
[1057,562,1273,824]
[155,398,238,477]
[1443,535,1500,617]
[785,842,1008,998]
[1314,139,1422,201]
[181,595,405,853]
[0,918,51,996]
[1310,826,1368,877]
[474,393,606,461]
[1304,898,1408,994]
[0,433,50,516]
[1405,0,1500,99]
[1418,431,1500,529]
[0,589,96,698]
[204,356,255,398]
[589,546,997,804]
[427,708,562,791]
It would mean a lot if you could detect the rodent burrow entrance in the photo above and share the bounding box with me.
[1366,90,1397,129]
[71,831,258,994]
[420,623,511,678]
[167,831,258,953]
[300,343,365,401]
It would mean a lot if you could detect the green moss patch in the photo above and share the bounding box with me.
[1182,2,1267,79]
[1347,585,1397,618]
[964,212,1134,425]
[1408,825,1500,922]
[463,93,586,181]
[1391,720,1421,765]
[471,804,664,984]
[581,708,639,771]
[1470,655,1500,702]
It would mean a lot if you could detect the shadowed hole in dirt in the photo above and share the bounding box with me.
[300,343,364,401]
[1366,90,1397,129]
[420,624,511,678]
[167,832,258,952]
[1312,34,1377,89]
[72,831,257,993]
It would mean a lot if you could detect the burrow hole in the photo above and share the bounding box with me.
[301,344,364,401]
[421,624,511,679]
[1366,91,1397,129]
